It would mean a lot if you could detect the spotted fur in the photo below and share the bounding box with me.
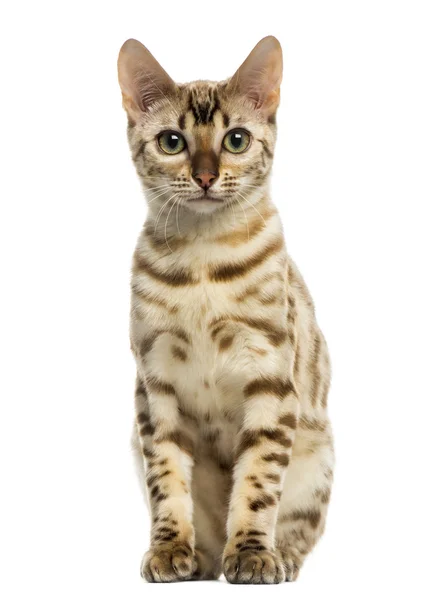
[119,36,334,584]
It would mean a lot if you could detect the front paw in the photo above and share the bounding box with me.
[141,543,196,582]
[223,548,285,584]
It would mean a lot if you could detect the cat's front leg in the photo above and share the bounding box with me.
[223,376,298,584]
[134,375,197,582]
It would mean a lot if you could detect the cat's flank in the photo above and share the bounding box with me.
[117,36,334,584]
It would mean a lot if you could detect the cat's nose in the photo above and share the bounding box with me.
[192,170,218,190]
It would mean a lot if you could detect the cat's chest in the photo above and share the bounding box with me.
[169,283,244,412]
[175,288,219,386]
[132,251,288,421]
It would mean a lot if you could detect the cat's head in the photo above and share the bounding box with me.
[118,37,282,215]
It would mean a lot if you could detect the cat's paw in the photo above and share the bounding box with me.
[276,549,299,581]
[223,548,285,584]
[141,543,196,583]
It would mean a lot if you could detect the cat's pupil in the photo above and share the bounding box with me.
[231,133,242,148]
[168,134,179,149]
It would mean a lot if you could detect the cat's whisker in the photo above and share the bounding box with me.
[147,187,172,198]
[233,194,250,241]
[236,190,267,228]
[154,193,178,236]
[153,196,173,234]
[146,193,171,204]
[145,182,173,190]
[176,198,182,237]
[147,187,173,203]
[240,184,262,191]
[144,184,173,192]
[230,197,237,230]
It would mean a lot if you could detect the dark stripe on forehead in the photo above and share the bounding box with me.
[178,114,186,130]
[188,87,221,125]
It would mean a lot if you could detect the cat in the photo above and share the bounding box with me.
[117,35,334,584]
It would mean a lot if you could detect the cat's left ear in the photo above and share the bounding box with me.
[229,36,283,116]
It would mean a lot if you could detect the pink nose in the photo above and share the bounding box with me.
[193,171,217,190]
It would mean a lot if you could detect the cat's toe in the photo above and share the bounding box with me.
[141,543,196,582]
[223,549,285,584]
[276,549,299,581]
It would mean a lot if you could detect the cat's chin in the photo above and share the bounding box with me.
[185,197,225,215]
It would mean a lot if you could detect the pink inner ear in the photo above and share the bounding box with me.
[118,39,176,121]
[229,36,283,115]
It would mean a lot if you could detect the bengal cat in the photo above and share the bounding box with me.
[117,36,334,584]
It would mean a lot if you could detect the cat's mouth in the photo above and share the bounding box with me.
[187,193,224,203]
[185,192,227,214]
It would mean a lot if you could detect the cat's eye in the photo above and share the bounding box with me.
[222,129,251,154]
[158,131,186,155]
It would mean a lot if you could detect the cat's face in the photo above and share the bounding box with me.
[118,37,282,215]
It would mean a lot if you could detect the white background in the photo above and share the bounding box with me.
[1,1,435,598]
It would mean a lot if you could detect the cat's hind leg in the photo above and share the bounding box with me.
[275,433,334,580]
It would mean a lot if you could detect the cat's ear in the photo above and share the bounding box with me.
[117,39,176,123]
[229,36,283,116]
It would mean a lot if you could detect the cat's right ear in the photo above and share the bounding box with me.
[117,39,176,124]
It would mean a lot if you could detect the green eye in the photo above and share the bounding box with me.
[158,131,186,155]
[222,129,251,154]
